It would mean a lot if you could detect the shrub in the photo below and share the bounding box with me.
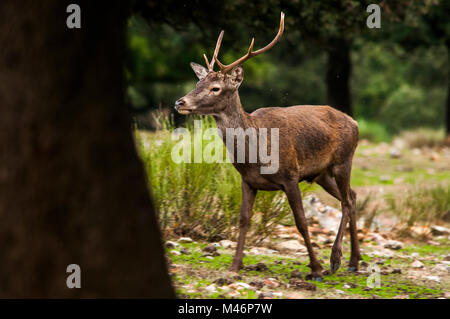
[380,84,444,134]
[356,192,380,230]
[386,184,450,229]
[356,119,391,143]
[396,128,445,149]
[137,113,306,243]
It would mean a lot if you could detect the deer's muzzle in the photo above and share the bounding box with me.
[175,98,195,114]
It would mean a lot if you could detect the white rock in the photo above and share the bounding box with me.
[235,282,252,290]
[389,148,402,158]
[431,264,449,273]
[165,241,179,248]
[431,225,450,236]
[342,284,351,289]
[170,250,181,256]
[278,234,297,239]
[370,233,387,245]
[275,240,307,252]
[219,286,231,292]
[411,252,419,258]
[425,276,440,282]
[368,249,394,258]
[294,252,309,257]
[335,289,345,294]
[178,237,193,243]
[249,247,265,255]
[219,240,236,249]
[411,260,424,268]
[263,278,280,289]
[272,292,283,297]
[205,284,217,292]
[384,240,404,250]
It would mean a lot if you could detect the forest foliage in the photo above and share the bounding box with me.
[126,0,449,139]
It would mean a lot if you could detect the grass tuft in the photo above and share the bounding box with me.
[356,119,391,143]
[137,113,307,243]
[386,183,450,230]
[397,128,445,149]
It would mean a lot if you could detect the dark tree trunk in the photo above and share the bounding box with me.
[0,1,174,297]
[326,38,353,117]
[446,39,450,145]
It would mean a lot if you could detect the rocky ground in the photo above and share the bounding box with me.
[162,139,450,299]
[165,195,450,299]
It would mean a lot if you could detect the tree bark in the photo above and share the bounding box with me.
[0,1,174,297]
[446,39,450,145]
[326,38,353,117]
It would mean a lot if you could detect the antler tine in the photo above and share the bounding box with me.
[203,54,211,70]
[203,30,224,71]
[209,30,224,70]
[215,12,285,74]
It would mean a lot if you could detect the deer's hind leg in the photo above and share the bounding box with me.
[328,161,361,273]
[315,173,342,201]
[347,187,361,271]
[283,180,323,280]
[316,172,361,272]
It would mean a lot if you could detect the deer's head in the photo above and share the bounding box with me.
[175,13,284,116]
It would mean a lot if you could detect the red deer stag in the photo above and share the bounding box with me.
[175,13,360,280]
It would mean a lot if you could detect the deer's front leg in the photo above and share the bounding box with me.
[229,180,257,272]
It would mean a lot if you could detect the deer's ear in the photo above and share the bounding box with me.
[229,65,244,87]
[190,62,208,80]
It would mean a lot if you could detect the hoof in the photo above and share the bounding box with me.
[347,266,357,272]
[305,274,323,282]
[330,262,341,273]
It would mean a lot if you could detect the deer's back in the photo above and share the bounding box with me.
[250,105,358,181]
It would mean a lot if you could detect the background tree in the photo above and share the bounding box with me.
[234,0,377,116]
[374,0,449,141]
[0,0,174,297]
[409,0,450,143]
[129,1,447,140]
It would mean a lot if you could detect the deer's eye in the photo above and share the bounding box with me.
[211,87,220,92]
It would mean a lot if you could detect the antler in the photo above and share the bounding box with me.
[213,12,285,74]
[203,30,224,71]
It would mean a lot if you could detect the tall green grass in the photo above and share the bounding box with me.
[356,118,391,143]
[356,119,446,147]
[386,184,450,229]
[136,114,304,243]
[397,128,446,149]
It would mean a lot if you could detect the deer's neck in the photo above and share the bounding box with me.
[214,93,253,133]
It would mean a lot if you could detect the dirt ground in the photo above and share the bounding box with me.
[165,141,450,299]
